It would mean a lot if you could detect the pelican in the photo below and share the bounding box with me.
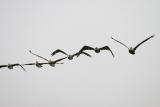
[77,45,114,57]
[51,49,92,60]
[22,61,43,68]
[111,35,155,55]
[29,50,66,67]
[0,63,26,71]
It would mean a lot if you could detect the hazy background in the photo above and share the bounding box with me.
[0,0,160,107]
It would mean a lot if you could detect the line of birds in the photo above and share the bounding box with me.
[0,35,155,71]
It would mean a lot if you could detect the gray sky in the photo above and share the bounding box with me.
[0,0,160,107]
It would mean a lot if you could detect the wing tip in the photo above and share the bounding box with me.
[151,34,155,38]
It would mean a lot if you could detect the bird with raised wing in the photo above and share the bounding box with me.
[22,61,43,68]
[77,45,114,57]
[29,50,66,67]
[0,63,26,71]
[51,49,92,60]
[111,35,155,55]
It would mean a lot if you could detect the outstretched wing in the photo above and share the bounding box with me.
[100,46,115,57]
[22,63,35,66]
[78,45,94,53]
[74,51,92,58]
[53,57,67,63]
[77,45,94,57]
[81,52,92,57]
[78,52,92,57]
[51,49,68,56]
[111,37,129,49]
[0,65,7,68]
[133,35,155,50]
[29,50,48,61]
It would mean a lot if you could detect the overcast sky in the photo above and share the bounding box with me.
[0,0,160,107]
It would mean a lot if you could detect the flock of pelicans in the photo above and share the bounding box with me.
[0,35,155,71]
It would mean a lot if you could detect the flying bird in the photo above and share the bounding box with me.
[0,63,26,71]
[77,45,114,57]
[111,35,155,55]
[29,50,66,67]
[22,61,43,68]
[51,49,92,60]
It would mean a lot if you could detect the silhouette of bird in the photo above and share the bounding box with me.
[22,61,43,68]
[77,45,114,57]
[51,49,92,60]
[29,50,66,67]
[0,63,26,71]
[111,35,155,55]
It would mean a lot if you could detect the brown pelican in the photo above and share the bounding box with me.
[29,50,66,67]
[51,49,92,60]
[111,35,155,55]
[0,63,26,71]
[77,45,114,57]
[22,61,43,68]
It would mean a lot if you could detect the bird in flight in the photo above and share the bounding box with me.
[51,49,92,60]
[0,63,26,71]
[29,50,66,67]
[111,35,155,55]
[77,45,114,57]
[22,61,43,68]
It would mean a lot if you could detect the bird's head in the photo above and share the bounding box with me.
[95,47,99,50]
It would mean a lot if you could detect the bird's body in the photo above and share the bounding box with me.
[128,47,135,55]
[7,64,14,69]
[94,47,101,53]
[35,61,43,68]
[68,55,74,60]
[111,35,155,55]
[51,49,92,60]
[77,45,114,57]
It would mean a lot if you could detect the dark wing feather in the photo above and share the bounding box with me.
[29,50,48,61]
[80,52,92,57]
[77,45,94,57]
[39,62,49,65]
[78,45,94,53]
[22,63,35,66]
[100,46,115,57]
[51,49,68,56]
[73,52,92,58]
[72,52,79,58]
[12,64,20,66]
[0,65,7,68]
[133,35,155,50]
[53,57,67,63]
[111,37,129,49]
